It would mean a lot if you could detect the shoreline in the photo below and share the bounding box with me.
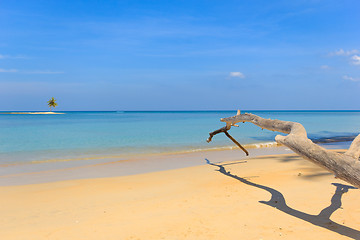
[0,141,284,167]
[0,138,352,165]
[1,150,359,239]
[0,142,352,186]
[0,145,292,186]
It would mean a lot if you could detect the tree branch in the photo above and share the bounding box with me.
[208,112,360,188]
[345,134,360,159]
[207,126,249,156]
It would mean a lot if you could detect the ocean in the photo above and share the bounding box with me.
[0,110,359,166]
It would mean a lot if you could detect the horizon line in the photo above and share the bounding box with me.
[1,109,360,112]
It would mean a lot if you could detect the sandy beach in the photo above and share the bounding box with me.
[1,150,359,240]
[2,0,360,238]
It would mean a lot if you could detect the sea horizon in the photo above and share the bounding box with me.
[2,109,360,112]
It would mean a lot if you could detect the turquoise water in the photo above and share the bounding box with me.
[0,111,359,164]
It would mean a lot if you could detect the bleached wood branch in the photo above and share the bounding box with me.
[208,112,360,188]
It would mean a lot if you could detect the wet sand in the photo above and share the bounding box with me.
[0,146,290,186]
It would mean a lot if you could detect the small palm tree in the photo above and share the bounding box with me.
[47,97,58,112]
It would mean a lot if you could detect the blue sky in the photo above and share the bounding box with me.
[0,0,359,110]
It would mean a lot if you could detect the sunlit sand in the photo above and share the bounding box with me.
[1,150,359,239]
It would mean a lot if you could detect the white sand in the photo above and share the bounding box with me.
[1,151,359,239]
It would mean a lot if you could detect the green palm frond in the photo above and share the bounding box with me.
[48,97,58,110]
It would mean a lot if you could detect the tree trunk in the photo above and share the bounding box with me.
[207,112,360,188]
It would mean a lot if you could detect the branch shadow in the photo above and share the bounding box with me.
[205,158,360,239]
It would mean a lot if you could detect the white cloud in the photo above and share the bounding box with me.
[343,75,360,82]
[229,72,245,78]
[351,55,360,65]
[24,70,64,74]
[320,65,330,69]
[329,49,360,67]
[331,49,359,56]
[0,68,18,73]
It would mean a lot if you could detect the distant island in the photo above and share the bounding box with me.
[0,97,64,114]
[1,112,65,114]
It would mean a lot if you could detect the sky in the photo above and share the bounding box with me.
[0,0,359,111]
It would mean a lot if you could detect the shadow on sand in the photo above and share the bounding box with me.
[205,158,360,239]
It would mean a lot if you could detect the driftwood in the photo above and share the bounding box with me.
[207,126,249,156]
[207,111,360,188]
